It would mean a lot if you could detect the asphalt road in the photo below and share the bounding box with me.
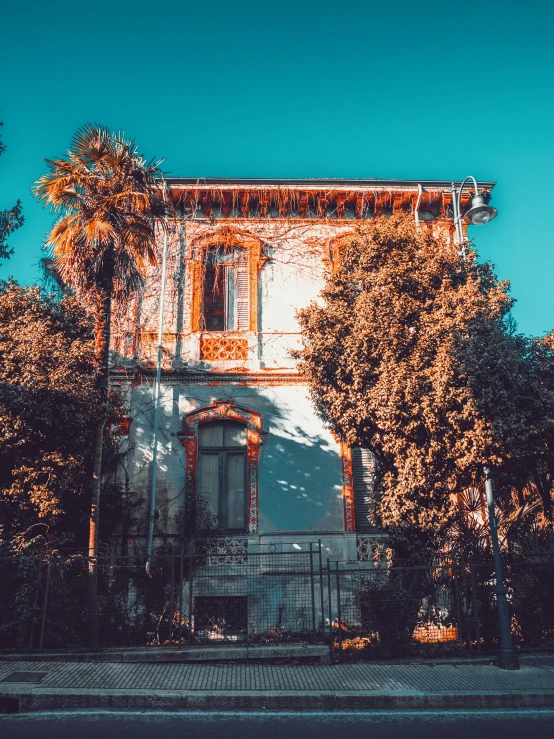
[1,710,554,739]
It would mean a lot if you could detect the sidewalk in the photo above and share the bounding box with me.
[1,658,554,713]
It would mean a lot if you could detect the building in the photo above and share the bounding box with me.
[110,177,495,571]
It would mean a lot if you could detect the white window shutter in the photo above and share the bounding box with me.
[236,252,249,331]
[352,447,376,532]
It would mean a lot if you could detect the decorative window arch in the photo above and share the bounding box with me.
[189,227,267,334]
[324,230,356,270]
[178,400,267,534]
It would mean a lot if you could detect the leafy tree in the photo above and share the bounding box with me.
[0,283,120,553]
[458,319,554,520]
[33,125,166,559]
[296,215,554,547]
[0,121,24,261]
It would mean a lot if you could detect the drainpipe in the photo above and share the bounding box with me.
[146,180,169,575]
[414,184,423,230]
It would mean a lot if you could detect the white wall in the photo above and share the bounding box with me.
[125,381,344,540]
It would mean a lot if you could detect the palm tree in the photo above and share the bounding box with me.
[34,124,166,566]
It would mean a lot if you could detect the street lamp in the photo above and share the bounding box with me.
[452,177,518,670]
[451,176,497,259]
[484,468,520,670]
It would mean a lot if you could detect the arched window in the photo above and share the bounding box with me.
[178,400,267,536]
[189,228,267,337]
[201,248,249,332]
[197,421,247,532]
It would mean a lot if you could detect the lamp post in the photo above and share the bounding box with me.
[451,176,497,260]
[451,177,519,670]
[484,468,520,669]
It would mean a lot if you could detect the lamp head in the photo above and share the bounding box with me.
[463,193,498,225]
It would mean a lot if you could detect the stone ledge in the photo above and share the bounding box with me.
[0,644,330,665]
[2,688,554,714]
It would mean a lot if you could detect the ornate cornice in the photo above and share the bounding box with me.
[110,367,304,386]
[166,179,496,222]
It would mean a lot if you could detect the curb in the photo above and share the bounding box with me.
[2,689,554,713]
[1,651,552,667]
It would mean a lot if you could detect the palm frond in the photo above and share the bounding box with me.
[34,124,166,304]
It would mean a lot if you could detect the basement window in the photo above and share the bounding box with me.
[194,595,248,635]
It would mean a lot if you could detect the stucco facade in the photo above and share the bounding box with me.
[110,178,495,563]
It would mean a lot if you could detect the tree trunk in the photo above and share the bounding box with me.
[88,271,113,646]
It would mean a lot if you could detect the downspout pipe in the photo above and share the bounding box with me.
[146,180,169,575]
[414,184,423,230]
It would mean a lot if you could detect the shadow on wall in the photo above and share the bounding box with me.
[180,385,343,534]
[126,382,344,538]
[256,393,344,533]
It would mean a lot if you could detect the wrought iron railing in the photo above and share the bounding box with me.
[1,550,553,659]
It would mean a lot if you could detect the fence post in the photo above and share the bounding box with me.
[452,561,464,649]
[318,539,325,639]
[178,543,184,647]
[28,557,43,652]
[168,548,175,643]
[470,556,481,653]
[335,561,343,655]
[461,558,472,652]
[187,553,194,646]
[309,543,317,642]
[327,557,332,643]
[38,557,52,652]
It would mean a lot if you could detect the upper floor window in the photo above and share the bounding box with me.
[201,248,249,332]
[197,421,247,533]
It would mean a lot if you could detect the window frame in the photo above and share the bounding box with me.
[189,228,267,335]
[178,400,267,537]
[200,248,249,333]
[198,421,248,534]
[339,441,379,534]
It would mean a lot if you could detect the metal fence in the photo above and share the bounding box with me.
[0,542,326,652]
[327,556,554,660]
[1,548,553,658]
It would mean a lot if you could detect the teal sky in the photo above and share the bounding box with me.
[1,0,552,336]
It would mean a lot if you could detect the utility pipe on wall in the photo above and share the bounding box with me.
[414,184,423,230]
[146,180,169,574]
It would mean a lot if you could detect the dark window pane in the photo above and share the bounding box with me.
[197,421,248,533]
[200,424,224,448]
[201,248,248,332]
[223,423,247,447]
[203,262,225,330]
[199,453,220,529]
[226,453,246,529]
